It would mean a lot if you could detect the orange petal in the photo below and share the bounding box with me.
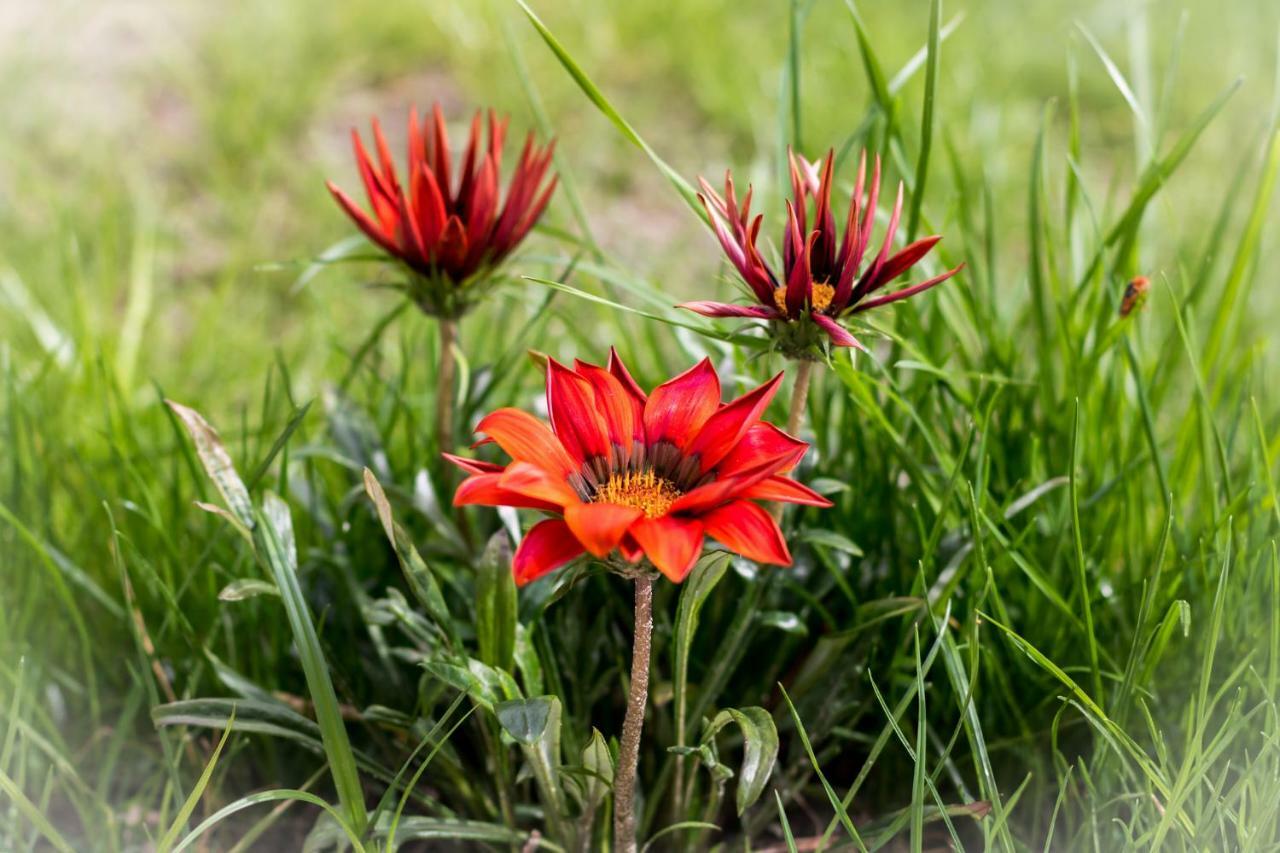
[498,461,579,508]
[453,472,561,512]
[630,515,704,582]
[474,408,576,478]
[564,502,644,558]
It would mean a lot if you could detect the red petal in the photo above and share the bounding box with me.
[702,500,791,565]
[678,301,778,319]
[454,472,561,512]
[574,361,640,451]
[474,408,576,478]
[547,359,611,463]
[326,182,401,258]
[564,502,644,558]
[430,103,453,200]
[498,461,579,508]
[443,452,504,475]
[608,347,648,404]
[811,312,867,350]
[669,455,791,515]
[851,264,964,314]
[513,519,584,586]
[687,372,784,472]
[643,358,721,450]
[630,515,704,582]
[742,475,833,507]
[717,422,809,477]
[861,236,942,295]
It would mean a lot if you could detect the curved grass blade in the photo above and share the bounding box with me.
[515,0,704,220]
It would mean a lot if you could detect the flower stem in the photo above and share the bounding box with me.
[772,359,816,521]
[436,317,458,455]
[614,574,654,853]
[785,358,815,437]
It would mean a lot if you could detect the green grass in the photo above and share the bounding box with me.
[2,0,1279,849]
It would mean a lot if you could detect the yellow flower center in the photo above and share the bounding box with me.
[593,470,682,518]
[773,282,835,314]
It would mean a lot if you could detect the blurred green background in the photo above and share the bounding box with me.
[1,0,1275,415]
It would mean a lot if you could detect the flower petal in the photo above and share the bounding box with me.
[547,359,611,464]
[810,312,867,351]
[687,372,784,472]
[630,515,704,583]
[669,456,791,515]
[513,519,585,586]
[574,362,640,453]
[443,452,504,475]
[453,472,561,512]
[742,476,834,507]
[850,264,964,314]
[564,502,644,558]
[717,422,809,478]
[498,461,579,508]
[608,347,648,404]
[643,358,721,450]
[474,408,577,478]
[678,301,778,319]
[702,500,791,566]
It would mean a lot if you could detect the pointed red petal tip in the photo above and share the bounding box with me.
[678,302,778,320]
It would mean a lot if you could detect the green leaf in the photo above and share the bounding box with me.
[217,579,279,602]
[254,494,367,836]
[170,404,367,835]
[906,0,942,241]
[496,696,568,841]
[799,528,864,556]
[363,468,458,647]
[423,657,521,713]
[157,712,235,853]
[673,553,731,759]
[581,727,614,810]
[703,706,779,815]
[515,0,704,219]
[166,399,253,527]
[477,531,518,671]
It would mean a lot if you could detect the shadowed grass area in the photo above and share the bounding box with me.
[1,0,1278,849]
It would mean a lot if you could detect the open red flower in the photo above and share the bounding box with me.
[447,350,831,585]
[683,149,962,354]
[327,104,557,316]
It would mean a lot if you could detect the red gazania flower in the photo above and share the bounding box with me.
[326,104,557,316]
[446,350,831,585]
[683,149,962,353]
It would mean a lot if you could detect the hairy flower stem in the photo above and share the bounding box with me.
[614,574,654,853]
[772,359,816,521]
[436,318,458,456]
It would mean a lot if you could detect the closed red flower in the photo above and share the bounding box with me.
[684,149,962,355]
[447,350,830,585]
[327,104,557,317]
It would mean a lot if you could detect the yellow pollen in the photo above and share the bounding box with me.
[773,282,835,314]
[593,470,682,519]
